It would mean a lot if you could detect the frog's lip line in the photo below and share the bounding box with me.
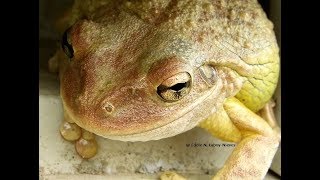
[63,79,221,138]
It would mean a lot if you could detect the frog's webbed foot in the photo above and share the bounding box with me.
[59,113,98,159]
[160,171,186,180]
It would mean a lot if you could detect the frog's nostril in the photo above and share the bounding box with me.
[103,102,114,114]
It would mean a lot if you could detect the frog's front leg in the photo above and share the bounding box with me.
[59,112,98,159]
[200,97,280,180]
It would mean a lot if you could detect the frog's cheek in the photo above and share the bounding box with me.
[97,81,225,142]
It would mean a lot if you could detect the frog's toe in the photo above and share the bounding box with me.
[59,118,98,159]
[59,120,81,141]
[160,171,186,180]
[75,130,98,159]
[258,99,281,139]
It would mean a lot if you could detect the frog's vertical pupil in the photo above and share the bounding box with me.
[62,28,74,59]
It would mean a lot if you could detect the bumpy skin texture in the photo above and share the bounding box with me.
[50,0,280,179]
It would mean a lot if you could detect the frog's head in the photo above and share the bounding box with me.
[59,11,243,141]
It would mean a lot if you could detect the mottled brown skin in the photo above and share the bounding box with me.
[49,0,280,179]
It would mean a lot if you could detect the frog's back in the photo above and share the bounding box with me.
[64,0,279,112]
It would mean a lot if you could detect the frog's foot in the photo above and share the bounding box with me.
[258,99,281,139]
[59,116,98,159]
[160,171,186,180]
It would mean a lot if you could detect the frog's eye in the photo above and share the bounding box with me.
[61,28,74,59]
[157,72,191,102]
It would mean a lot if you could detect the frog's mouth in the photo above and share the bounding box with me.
[62,78,223,142]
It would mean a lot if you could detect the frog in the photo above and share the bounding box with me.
[48,0,281,179]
